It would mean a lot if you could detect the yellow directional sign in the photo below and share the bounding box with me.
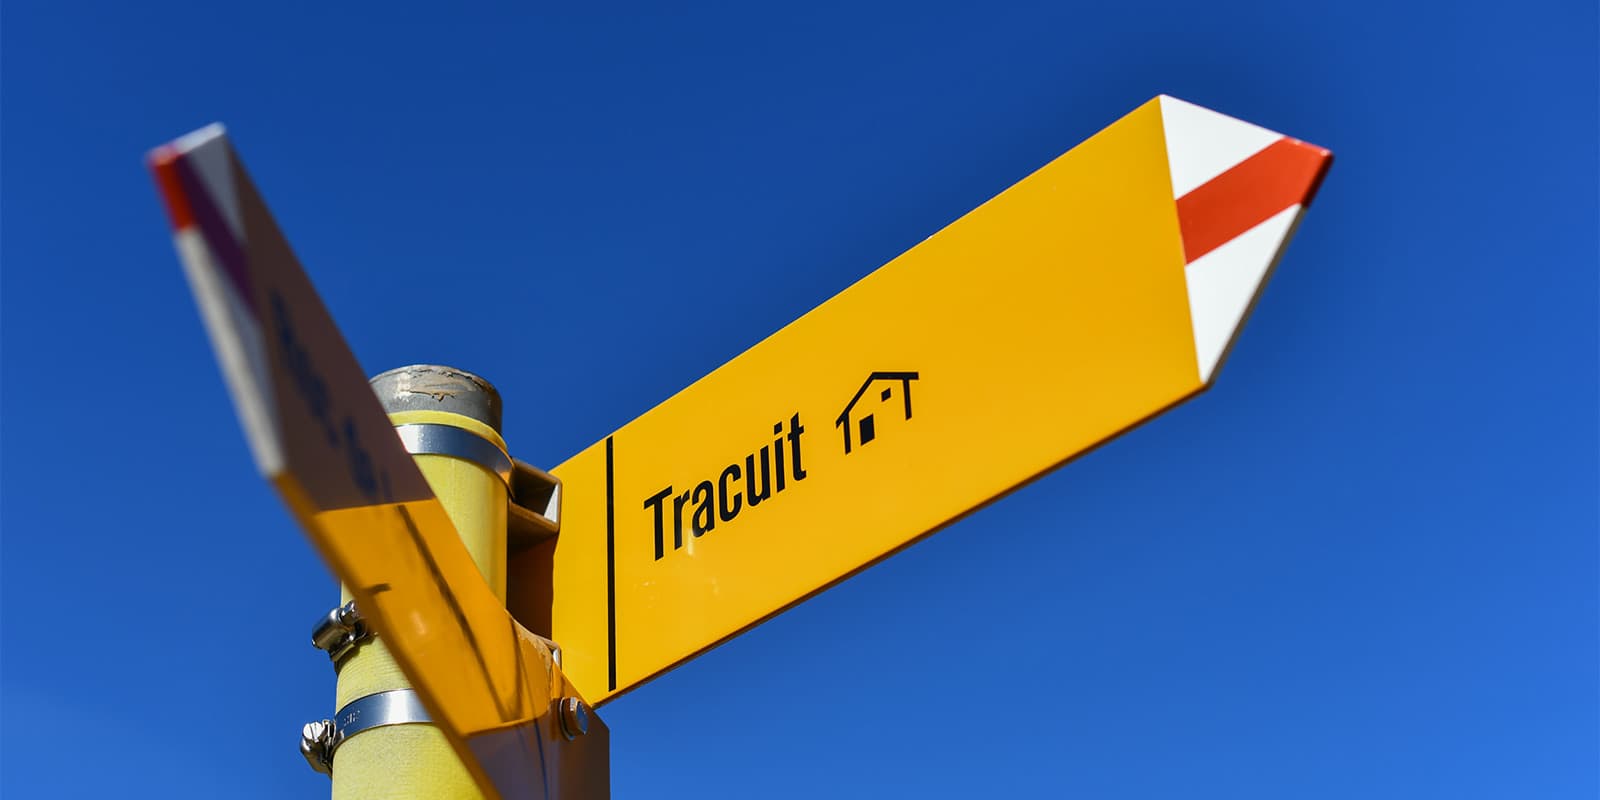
[530,96,1332,703]
[148,126,601,800]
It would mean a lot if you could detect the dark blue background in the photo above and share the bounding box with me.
[3,2,1595,797]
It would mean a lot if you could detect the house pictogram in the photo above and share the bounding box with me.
[835,371,919,455]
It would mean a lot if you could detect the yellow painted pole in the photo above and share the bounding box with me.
[329,366,509,800]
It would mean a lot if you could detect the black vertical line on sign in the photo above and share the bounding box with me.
[605,435,617,692]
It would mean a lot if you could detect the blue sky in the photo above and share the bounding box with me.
[3,2,1595,798]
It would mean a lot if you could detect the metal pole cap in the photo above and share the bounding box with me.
[369,364,502,433]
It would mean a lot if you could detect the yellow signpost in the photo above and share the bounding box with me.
[153,94,1330,797]
[527,96,1331,703]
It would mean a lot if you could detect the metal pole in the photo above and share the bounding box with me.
[329,365,510,799]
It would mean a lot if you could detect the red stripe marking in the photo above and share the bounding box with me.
[148,147,196,231]
[1177,138,1332,263]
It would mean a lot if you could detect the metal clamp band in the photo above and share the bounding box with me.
[301,689,433,776]
[394,423,513,485]
[336,689,431,743]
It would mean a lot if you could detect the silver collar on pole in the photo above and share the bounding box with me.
[393,422,513,485]
[300,689,433,776]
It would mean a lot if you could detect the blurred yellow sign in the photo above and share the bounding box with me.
[537,96,1331,703]
[150,125,593,800]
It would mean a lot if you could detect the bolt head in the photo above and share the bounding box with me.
[558,697,588,740]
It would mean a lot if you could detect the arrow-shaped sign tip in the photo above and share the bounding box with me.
[1158,95,1332,384]
[147,124,285,477]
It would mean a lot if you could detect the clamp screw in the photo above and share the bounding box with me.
[300,719,337,776]
[558,697,589,740]
[310,601,371,667]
